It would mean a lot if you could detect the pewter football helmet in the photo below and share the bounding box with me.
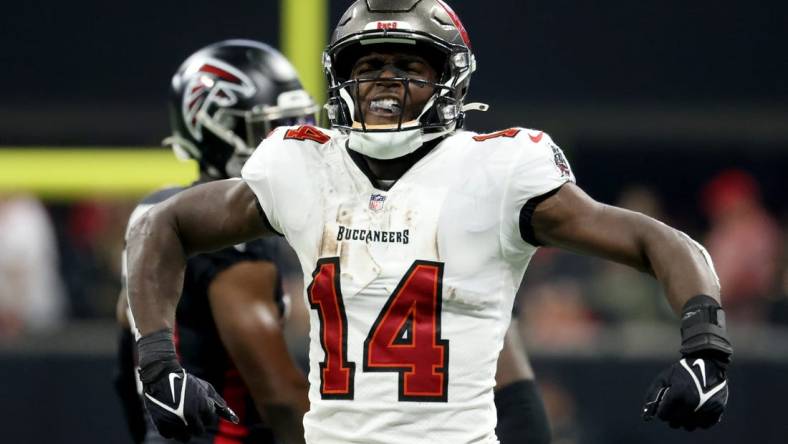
[323,0,481,136]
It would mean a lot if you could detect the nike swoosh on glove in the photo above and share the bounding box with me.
[642,294,732,431]
[137,329,238,442]
[642,356,728,430]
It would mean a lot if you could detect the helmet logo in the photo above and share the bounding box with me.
[376,21,398,30]
[182,58,256,141]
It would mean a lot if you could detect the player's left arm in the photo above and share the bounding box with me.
[208,260,308,444]
[530,182,732,430]
[531,183,719,312]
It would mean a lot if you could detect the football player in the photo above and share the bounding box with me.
[115,40,318,444]
[125,2,732,443]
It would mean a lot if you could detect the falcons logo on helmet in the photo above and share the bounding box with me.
[182,58,256,141]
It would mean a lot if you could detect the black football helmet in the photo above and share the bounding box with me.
[166,39,319,178]
[323,0,484,136]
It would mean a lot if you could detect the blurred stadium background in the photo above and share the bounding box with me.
[1,1,787,442]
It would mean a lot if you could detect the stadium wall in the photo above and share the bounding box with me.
[0,351,784,443]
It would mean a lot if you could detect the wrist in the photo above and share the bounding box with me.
[680,295,733,364]
[137,328,181,383]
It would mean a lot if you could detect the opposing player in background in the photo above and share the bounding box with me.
[126,1,732,442]
[115,39,318,444]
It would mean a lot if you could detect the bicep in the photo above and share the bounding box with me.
[530,183,656,272]
[157,179,271,256]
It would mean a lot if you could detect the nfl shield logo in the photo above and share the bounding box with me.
[369,193,386,212]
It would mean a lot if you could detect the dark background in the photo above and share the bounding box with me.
[2,1,786,142]
[1,353,786,443]
[2,0,786,219]
[1,1,787,442]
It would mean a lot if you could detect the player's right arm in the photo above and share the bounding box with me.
[126,179,269,441]
[126,179,268,335]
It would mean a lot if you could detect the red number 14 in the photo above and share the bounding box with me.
[307,258,449,402]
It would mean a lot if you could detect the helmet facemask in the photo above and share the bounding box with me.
[325,39,475,138]
[213,90,320,154]
[323,0,485,159]
[166,96,318,177]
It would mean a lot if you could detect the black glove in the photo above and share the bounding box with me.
[137,329,239,442]
[642,295,732,430]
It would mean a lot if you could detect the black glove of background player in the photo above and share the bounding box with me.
[642,295,732,430]
[137,329,238,442]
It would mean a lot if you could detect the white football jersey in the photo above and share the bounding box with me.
[242,125,574,444]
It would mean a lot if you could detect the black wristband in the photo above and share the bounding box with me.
[495,380,551,444]
[136,328,180,384]
[680,295,733,362]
